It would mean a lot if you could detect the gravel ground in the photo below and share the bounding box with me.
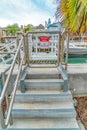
[75,96,87,129]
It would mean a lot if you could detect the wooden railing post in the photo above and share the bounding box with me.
[58,33,62,65]
[23,34,29,65]
[65,33,69,70]
[57,33,59,65]
[2,72,13,126]
[61,34,64,64]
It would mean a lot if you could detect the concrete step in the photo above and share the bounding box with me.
[24,79,64,90]
[24,79,64,84]
[13,101,74,109]
[1,118,80,130]
[26,73,60,79]
[15,90,73,103]
[28,67,59,75]
[12,102,76,118]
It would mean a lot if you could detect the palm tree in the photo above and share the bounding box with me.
[55,0,87,69]
[56,0,87,34]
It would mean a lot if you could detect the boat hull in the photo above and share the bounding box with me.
[64,46,87,57]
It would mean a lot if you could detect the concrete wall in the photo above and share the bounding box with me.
[68,73,87,96]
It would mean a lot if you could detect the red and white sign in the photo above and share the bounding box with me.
[39,36,50,42]
[39,42,49,48]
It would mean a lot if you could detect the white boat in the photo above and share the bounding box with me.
[64,43,87,56]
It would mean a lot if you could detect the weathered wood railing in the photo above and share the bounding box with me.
[24,30,66,67]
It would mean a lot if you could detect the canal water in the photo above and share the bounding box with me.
[65,55,87,64]
[68,57,87,63]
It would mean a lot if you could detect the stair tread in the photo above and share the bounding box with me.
[15,90,72,103]
[25,79,64,83]
[13,102,74,110]
[7,118,79,129]
[23,90,66,94]
[16,90,72,95]
[28,67,59,74]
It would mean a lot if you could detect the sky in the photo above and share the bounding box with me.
[0,0,57,27]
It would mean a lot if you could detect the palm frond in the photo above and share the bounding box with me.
[55,0,87,34]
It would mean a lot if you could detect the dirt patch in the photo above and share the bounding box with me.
[75,96,87,128]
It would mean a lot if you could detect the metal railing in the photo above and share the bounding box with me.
[58,64,68,91]
[0,35,24,128]
[0,40,17,64]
